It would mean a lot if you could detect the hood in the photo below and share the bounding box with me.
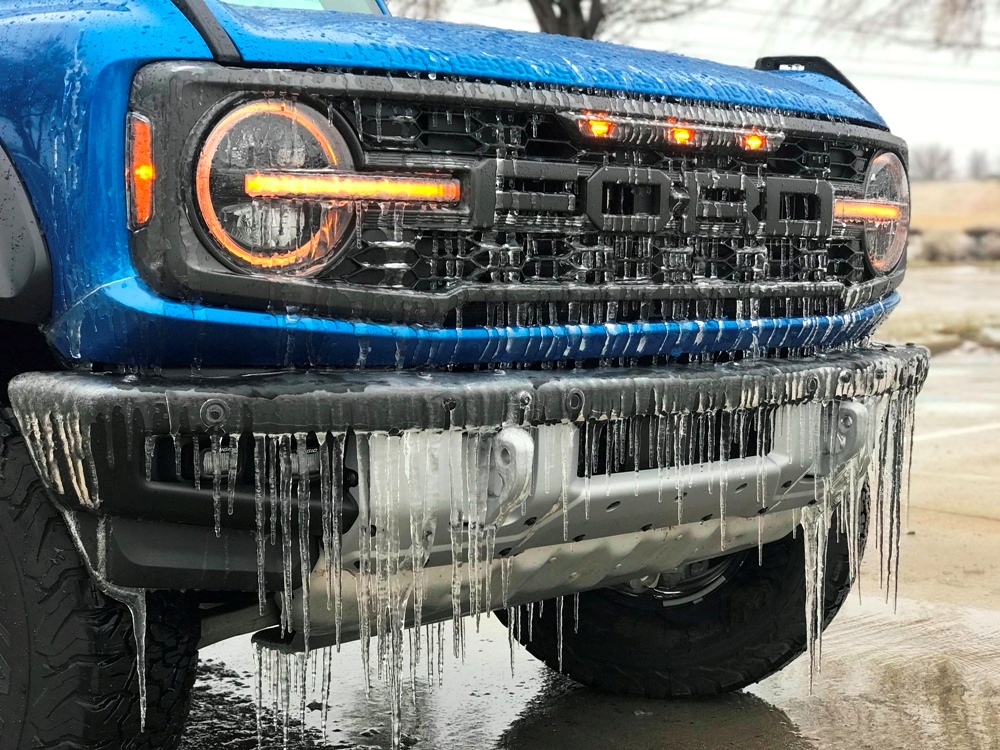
[200,2,886,127]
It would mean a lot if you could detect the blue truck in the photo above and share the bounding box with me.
[0,0,927,747]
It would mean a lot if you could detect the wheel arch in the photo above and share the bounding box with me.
[0,139,52,325]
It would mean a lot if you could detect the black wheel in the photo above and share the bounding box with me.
[0,434,202,749]
[500,503,865,697]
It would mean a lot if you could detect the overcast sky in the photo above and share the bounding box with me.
[433,1,1000,175]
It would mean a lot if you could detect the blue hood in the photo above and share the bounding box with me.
[201,2,886,127]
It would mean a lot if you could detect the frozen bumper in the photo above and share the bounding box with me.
[8,344,928,600]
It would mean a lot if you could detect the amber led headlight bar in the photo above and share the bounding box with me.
[194,99,461,276]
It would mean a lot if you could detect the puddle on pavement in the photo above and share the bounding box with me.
[183,597,1000,750]
[751,597,1000,750]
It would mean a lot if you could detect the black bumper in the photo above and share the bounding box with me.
[9,344,928,591]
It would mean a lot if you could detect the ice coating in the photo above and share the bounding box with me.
[8,345,927,746]
[33,50,904,373]
[249,371,919,746]
[0,4,925,746]
[56,510,149,733]
[201,1,884,125]
[45,276,901,370]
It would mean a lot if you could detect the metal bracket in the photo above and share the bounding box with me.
[755,56,872,106]
[488,427,535,523]
[817,401,869,476]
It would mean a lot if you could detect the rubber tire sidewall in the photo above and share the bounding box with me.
[0,435,202,749]
[502,505,862,698]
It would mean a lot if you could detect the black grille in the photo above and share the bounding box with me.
[339,232,860,290]
[133,63,905,337]
[313,96,874,327]
[343,101,874,181]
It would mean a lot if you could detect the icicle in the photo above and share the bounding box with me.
[800,501,829,690]
[332,436,346,646]
[96,516,107,578]
[210,433,223,537]
[631,417,640,498]
[269,436,279,545]
[131,590,148,732]
[559,426,573,541]
[278,435,295,637]
[318,433,333,613]
[356,433,374,695]
[172,433,182,481]
[192,434,202,491]
[368,432,407,750]
[556,594,565,672]
[583,420,593,519]
[296,433,312,653]
[227,433,240,516]
[467,431,485,629]
[500,555,513,608]
[254,641,264,748]
[143,435,155,482]
[254,435,268,615]
[656,413,666,506]
[507,606,517,677]
[446,430,466,660]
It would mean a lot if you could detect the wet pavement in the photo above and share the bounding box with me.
[181,346,1000,750]
[184,596,1000,749]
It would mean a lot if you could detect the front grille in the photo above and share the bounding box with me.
[315,95,874,327]
[578,406,778,477]
[134,64,904,338]
[443,294,842,329]
[340,232,863,290]
[344,101,873,182]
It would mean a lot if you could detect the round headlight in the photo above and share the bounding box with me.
[863,152,910,273]
[194,100,354,275]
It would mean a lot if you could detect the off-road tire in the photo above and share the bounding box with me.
[501,504,865,697]
[0,434,201,749]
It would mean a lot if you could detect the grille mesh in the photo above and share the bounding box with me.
[578,406,779,477]
[317,97,875,327]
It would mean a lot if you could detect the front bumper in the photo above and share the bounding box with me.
[9,344,927,604]
[45,277,901,369]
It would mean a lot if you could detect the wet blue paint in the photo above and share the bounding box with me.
[201,0,885,126]
[0,1,213,323]
[46,276,900,369]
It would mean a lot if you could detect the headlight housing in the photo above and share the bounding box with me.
[195,100,354,276]
[834,151,910,275]
[194,99,461,277]
[862,152,910,273]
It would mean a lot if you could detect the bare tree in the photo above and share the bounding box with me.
[911,145,956,181]
[795,0,998,52]
[968,149,993,179]
[390,0,728,40]
[391,0,448,20]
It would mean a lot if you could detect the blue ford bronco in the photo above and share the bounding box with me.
[0,0,928,747]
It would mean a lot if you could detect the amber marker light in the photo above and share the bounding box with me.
[244,172,462,204]
[127,113,155,228]
[585,118,615,138]
[670,126,695,145]
[834,200,904,221]
[742,132,767,151]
